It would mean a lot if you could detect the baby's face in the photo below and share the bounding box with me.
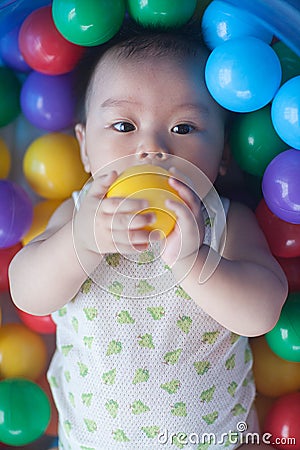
[77,52,226,186]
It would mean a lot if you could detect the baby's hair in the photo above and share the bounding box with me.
[73,18,209,123]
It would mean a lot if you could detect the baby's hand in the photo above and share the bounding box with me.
[73,171,158,256]
[160,167,205,267]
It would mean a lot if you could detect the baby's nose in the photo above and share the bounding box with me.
[135,150,168,161]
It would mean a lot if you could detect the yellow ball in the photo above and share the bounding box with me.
[22,199,63,245]
[23,133,89,199]
[0,137,11,179]
[107,164,182,237]
[0,323,47,380]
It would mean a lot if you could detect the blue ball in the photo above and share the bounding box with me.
[205,37,282,113]
[271,76,300,150]
[202,0,273,50]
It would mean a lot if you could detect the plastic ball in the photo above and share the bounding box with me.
[265,292,300,362]
[255,199,300,258]
[205,37,282,113]
[0,378,50,446]
[0,323,47,380]
[0,242,22,292]
[276,256,300,292]
[23,133,89,200]
[22,199,62,245]
[273,41,300,85]
[37,373,58,437]
[52,0,126,46]
[17,309,56,334]
[0,137,11,179]
[262,149,300,224]
[0,25,31,72]
[127,0,197,28]
[20,71,75,131]
[254,393,276,431]
[0,66,21,127]
[202,0,273,50]
[19,6,84,75]
[264,392,300,450]
[107,164,183,237]
[271,76,300,150]
[251,336,300,397]
[230,106,287,177]
[0,180,33,249]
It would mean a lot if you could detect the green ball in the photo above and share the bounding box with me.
[0,378,50,446]
[230,105,287,177]
[52,0,126,46]
[266,292,300,362]
[0,67,21,127]
[273,41,300,85]
[127,0,197,27]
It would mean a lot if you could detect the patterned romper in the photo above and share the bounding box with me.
[48,190,256,450]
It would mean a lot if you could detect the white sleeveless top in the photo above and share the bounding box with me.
[48,188,255,450]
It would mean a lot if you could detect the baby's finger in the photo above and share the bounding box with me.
[100,197,149,215]
[168,176,201,217]
[88,171,118,198]
[103,212,156,231]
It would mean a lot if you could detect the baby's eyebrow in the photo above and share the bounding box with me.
[175,103,210,116]
[101,98,140,108]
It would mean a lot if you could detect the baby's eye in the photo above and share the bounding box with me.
[113,122,135,132]
[171,124,195,135]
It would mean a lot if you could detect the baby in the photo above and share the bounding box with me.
[9,20,287,450]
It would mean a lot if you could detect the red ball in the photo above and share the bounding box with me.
[17,308,56,334]
[19,6,84,75]
[256,199,300,258]
[0,242,22,292]
[276,256,300,292]
[263,392,300,450]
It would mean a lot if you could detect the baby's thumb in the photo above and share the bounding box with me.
[89,171,118,198]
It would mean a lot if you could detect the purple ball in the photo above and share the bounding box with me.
[20,71,75,131]
[0,180,33,249]
[262,149,300,224]
[0,25,31,72]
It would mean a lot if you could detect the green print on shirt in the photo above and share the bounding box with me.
[138,249,155,264]
[105,399,119,418]
[197,443,211,450]
[80,446,96,450]
[83,336,94,349]
[61,345,73,356]
[227,381,238,397]
[102,368,116,385]
[105,253,120,267]
[230,332,240,345]
[84,418,97,433]
[106,340,122,355]
[117,310,135,324]
[164,348,182,365]
[136,280,155,295]
[231,403,247,416]
[200,385,216,403]
[141,426,160,439]
[77,362,89,377]
[58,306,67,316]
[80,278,92,294]
[194,360,211,376]
[160,379,181,394]
[82,393,93,407]
[64,371,71,383]
[113,429,130,442]
[71,316,79,333]
[202,331,220,344]
[63,420,72,437]
[147,306,165,320]
[175,286,191,300]
[108,281,124,300]
[172,435,186,449]
[171,402,187,417]
[225,354,236,370]
[68,392,75,407]
[48,376,58,388]
[202,411,219,425]
[176,316,192,334]
[138,334,155,349]
[131,400,150,415]
[132,368,150,384]
[83,307,98,321]
[245,347,252,364]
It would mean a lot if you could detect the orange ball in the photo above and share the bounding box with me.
[22,199,62,245]
[0,138,11,179]
[0,323,47,380]
[23,133,89,199]
[107,164,183,237]
[37,373,58,436]
[251,336,300,397]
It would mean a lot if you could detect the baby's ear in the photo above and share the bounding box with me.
[219,140,231,177]
[75,123,90,173]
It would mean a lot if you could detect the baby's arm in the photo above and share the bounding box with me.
[170,201,288,337]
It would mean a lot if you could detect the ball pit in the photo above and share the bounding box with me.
[0,1,299,448]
